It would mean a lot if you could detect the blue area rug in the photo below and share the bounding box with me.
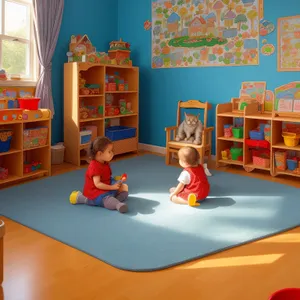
[1,154,300,272]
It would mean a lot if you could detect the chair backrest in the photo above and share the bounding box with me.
[177,100,212,127]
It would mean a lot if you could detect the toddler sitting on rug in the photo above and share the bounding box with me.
[69,137,129,213]
[169,146,210,206]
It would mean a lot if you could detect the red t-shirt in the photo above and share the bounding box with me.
[83,160,112,200]
[179,165,210,200]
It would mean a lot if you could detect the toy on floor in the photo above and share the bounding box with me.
[114,173,127,182]
[175,113,203,145]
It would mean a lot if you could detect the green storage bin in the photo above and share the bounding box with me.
[232,127,244,138]
[230,147,243,160]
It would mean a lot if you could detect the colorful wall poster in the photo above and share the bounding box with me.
[277,15,300,72]
[274,81,300,112]
[152,0,260,68]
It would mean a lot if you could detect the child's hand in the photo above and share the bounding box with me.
[111,182,122,190]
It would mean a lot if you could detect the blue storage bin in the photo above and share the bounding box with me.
[80,130,92,145]
[105,126,136,141]
[0,130,13,153]
[249,130,264,140]
[287,159,297,171]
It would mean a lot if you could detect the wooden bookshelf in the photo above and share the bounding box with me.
[216,103,300,179]
[0,109,51,187]
[64,62,139,166]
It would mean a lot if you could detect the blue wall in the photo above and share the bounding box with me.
[118,0,300,153]
[51,0,118,143]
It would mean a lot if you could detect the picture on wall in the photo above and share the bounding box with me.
[278,15,300,72]
[152,0,260,68]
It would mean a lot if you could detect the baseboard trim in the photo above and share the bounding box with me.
[138,143,166,155]
[138,143,216,160]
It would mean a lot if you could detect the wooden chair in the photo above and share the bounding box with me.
[165,100,214,165]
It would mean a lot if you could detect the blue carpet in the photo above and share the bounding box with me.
[1,154,300,272]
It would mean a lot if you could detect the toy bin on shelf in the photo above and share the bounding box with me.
[23,161,42,173]
[23,127,48,149]
[282,132,300,147]
[0,167,8,180]
[51,144,65,165]
[275,151,287,171]
[249,130,264,140]
[252,149,270,168]
[105,126,136,141]
[224,124,232,138]
[230,147,243,161]
[269,288,300,300]
[18,97,40,110]
[80,130,92,145]
[287,159,298,171]
[232,127,243,138]
[0,130,13,153]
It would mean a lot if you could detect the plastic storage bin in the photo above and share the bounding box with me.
[252,149,270,168]
[105,126,136,141]
[18,97,40,110]
[287,159,297,171]
[249,130,264,140]
[269,288,300,300]
[0,130,13,153]
[230,147,243,161]
[80,130,92,145]
[232,127,243,138]
[224,124,232,138]
[282,132,300,147]
[51,144,65,165]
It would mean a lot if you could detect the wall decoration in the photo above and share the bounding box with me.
[265,90,274,112]
[278,15,300,72]
[259,19,275,36]
[239,81,266,111]
[262,39,267,44]
[274,82,300,113]
[151,0,260,68]
[261,43,275,56]
[144,20,152,30]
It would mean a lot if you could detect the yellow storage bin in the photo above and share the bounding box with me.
[282,132,300,147]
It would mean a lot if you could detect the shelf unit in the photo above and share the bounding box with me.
[0,109,51,187]
[64,62,139,166]
[216,102,300,179]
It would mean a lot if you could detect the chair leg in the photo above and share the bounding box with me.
[165,147,170,165]
[199,150,204,165]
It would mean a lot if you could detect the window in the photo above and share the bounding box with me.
[0,0,37,81]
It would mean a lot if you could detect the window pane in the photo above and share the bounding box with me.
[2,39,29,77]
[5,1,30,39]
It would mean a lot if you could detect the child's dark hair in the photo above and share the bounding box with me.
[89,136,112,159]
[178,146,200,166]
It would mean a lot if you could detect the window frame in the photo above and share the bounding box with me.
[0,0,38,86]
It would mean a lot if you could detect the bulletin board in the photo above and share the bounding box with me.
[274,81,300,113]
[151,0,260,68]
[277,15,300,72]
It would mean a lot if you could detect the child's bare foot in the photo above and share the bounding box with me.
[188,193,200,207]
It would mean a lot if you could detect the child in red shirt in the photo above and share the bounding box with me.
[69,137,128,213]
[169,146,210,206]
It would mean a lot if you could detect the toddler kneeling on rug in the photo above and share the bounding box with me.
[169,146,210,207]
[69,137,129,213]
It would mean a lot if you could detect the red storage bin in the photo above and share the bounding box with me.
[18,98,40,110]
[269,288,300,300]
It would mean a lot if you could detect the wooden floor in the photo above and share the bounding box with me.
[1,152,300,300]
